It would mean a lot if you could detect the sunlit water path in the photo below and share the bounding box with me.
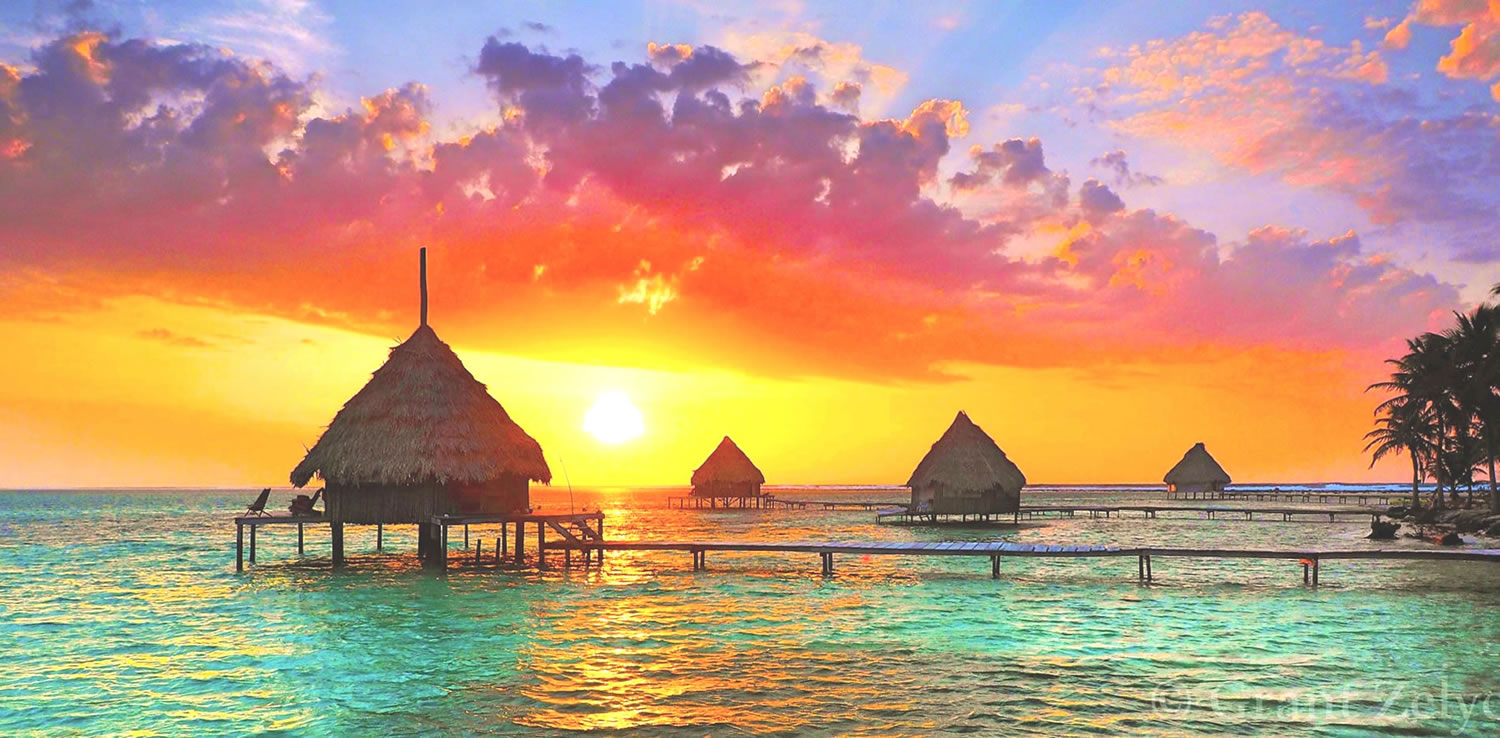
[3,487,1499,735]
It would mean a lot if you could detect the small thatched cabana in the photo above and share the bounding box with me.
[289,249,550,563]
[907,411,1026,515]
[1164,442,1231,494]
[691,436,765,497]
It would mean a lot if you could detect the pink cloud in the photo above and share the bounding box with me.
[1085,12,1500,252]
[0,28,1464,382]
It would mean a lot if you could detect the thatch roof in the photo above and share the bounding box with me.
[1163,442,1231,486]
[691,436,765,486]
[290,324,551,488]
[906,411,1026,493]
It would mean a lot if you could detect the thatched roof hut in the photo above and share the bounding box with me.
[690,436,765,497]
[1163,442,1231,493]
[907,411,1025,515]
[290,249,550,525]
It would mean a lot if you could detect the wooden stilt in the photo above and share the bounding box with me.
[992,555,1001,579]
[537,522,547,569]
[495,537,502,566]
[376,523,383,552]
[474,538,481,565]
[330,521,344,569]
[1145,554,1153,582]
[515,521,525,565]
[1312,557,1320,586]
[297,523,304,556]
[249,525,257,564]
[236,523,244,572]
[501,520,507,555]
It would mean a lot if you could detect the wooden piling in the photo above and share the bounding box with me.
[514,521,525,565]
[297,522,304,556]
[236,523,244,572]
[249,525,257,564]
[330,521,344,569]
[537,522,547,569]
[376,523,383,552]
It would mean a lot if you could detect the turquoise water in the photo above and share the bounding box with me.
[3,486,1499,736]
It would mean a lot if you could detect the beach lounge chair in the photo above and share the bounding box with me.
[245,488,272,516]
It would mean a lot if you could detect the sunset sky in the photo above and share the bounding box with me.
[2,0,1498,487]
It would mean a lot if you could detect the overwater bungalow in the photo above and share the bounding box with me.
[907,411,1026,516]
[1163,442,1231,497]
[692,436,765,493]
[288,249,552,566]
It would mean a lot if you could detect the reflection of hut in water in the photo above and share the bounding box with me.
[907,411,1025,516]
[289,248,551,566]
[1163,442,1231,498]
[691,436,765,497]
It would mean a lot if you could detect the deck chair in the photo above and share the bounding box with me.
[245,487,272,516]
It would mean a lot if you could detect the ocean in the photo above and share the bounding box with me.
[2,485,1498,736]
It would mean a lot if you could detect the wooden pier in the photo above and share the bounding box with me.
[877,504,1384,525]
[232,511,606,571]
[1166,488,1409,505]
[667,495,903,511]
[539,538,1500,585]
[667,495,778,509]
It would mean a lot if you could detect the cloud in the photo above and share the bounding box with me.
[1389,0,1500,97]
[138,328,211,348]
[1089,149,1162,187]
[181,0,335,74]
[1083,11,1500,255]
[717,30,908,115]
[0,27,1466,382]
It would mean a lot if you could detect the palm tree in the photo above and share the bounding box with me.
[1370,333,1459,508]
[1446,304,1500,512]
[1364,395,1432,508]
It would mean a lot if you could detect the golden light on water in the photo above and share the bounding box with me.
[582,391,645,445]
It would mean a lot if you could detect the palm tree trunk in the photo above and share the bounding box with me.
[1410,451,1422,509]
[1489,436,1499,513]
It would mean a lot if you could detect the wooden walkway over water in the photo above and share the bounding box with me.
[540,539,1500,585]
[1167,489,1409,505]
[232,511,605,571]
[877,504,1384,525]
[667,495,900,510]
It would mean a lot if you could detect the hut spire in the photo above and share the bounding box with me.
[419,247,428,327]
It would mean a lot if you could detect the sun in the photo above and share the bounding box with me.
[582,390,645,444]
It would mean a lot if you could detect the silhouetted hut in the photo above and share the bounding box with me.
[1164,442,1231,494]
[289,249,550,563]
[907,411,1026,515]
[691,436,765,497]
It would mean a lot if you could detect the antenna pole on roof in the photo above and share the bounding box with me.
[419,247,428,327]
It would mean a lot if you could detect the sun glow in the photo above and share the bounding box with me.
[583,390,646,444]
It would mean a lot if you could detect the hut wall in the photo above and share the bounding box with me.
[690,481,763,497]
[1166,481,1225,494]
[326,476,530,524]
[326,483,450,524]
[449,475,530,514]
[911,483,1020,514]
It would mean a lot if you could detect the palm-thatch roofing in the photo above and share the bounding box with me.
[290,324,551,488]
[691,436,765,486]
[1163,442,1230,486]
[906,411,1026,493]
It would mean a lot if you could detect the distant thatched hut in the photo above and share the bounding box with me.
[289,249,550,563]
[1164,442,1231,494]
[907,411,1026,515]
[691,436,765,497]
